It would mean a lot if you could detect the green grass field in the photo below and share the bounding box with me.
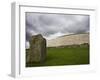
[26,44,89,67]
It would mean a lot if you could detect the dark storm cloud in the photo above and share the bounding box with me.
[25,13,89,48]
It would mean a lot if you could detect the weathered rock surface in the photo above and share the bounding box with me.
[26,34,46,63]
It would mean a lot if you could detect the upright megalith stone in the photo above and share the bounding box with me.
[26,34,46,63]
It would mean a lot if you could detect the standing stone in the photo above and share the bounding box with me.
[26,34,46,63]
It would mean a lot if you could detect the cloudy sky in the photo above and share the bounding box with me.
[26,12,89,49]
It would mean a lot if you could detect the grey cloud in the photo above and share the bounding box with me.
[26,13,89,48]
